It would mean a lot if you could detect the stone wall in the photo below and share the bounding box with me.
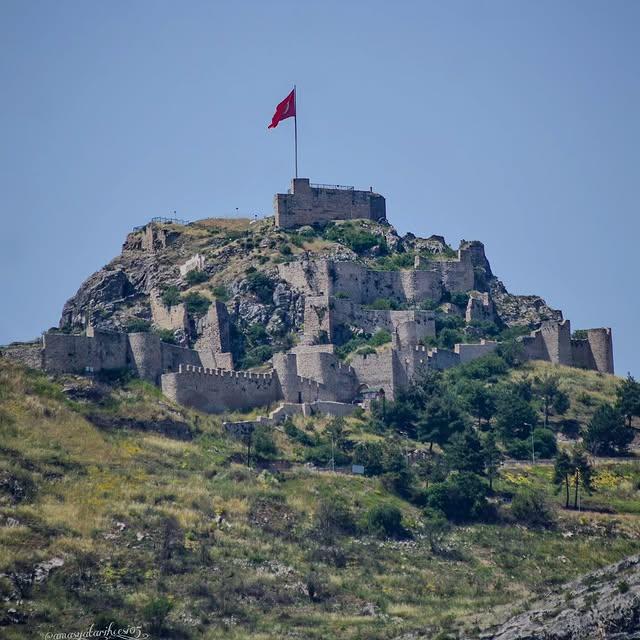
[161,365,279,413]
[42,330,128,374]
[179,253,205,277]
[293,350,356,403]
[150,291,188,332]
[454,340,498,363]
[274,178,386,229]
[0,341,44,370]
[586,328,614,374]
[349,349,404,398]
[194,300,234,369]
[277,259,332,296]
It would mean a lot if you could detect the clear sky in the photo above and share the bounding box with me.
[1,0,638,376]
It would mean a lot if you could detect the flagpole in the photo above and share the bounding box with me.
[294,85,298,178]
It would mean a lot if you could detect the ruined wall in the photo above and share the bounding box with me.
[466,291,494,323]
[274,178,386,229]
[0,341,44,370]
[150,291,188,333]
[277,259,332,296]
[161,366,279,413]
[179,253,205,277]
[194,300,234,369]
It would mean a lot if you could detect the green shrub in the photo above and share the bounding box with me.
[210,284,230,301]
[154,328,176,344]
[334,291,350,299]
[510,488,556,528]
[424,472,489,522]
[584,404,634,455]
[533,427,558,458]
[142,596,173,632]
[313,497,357,542]
[422,507,452,553]
[161,285,181,308]
[366,503,405,538]
[240,345,273,369]
[280,243,293,256]
[245,271,275,305]
[450,292,469,308]
[365,298,400,311]
[125,318,151,333]
[324,222,380,254]
[185,269,208,285]
[183,292,210,316]
[369,329,392,347]
[253,426,278,459]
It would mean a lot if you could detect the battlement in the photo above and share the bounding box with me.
[178,364,273,381]
[274,178,386,229]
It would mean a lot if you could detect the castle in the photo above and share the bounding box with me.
[1,179,614,420]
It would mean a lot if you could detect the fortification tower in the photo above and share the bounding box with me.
[274,178,386,229]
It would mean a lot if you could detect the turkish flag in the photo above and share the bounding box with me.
[268,89,296,129]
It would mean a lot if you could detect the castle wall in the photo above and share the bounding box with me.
[454,340,498,364]
[587,328,614,374]
[277,259,332,296]
[293,351,356,403]
[127,332,163,382]
[349,349,403,399]
[161,366,279,413]
[194,300,234,369]
[179,253,205,277]
[540,320,572,366]
[274,178,386,229]
[43,330,128,374]
[570,339,597,370]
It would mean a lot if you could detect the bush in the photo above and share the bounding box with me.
[366,503,405,538]
[504,438,532,460]
[161,285,181,308]
[185,269,208,285]
[365,298,401,311]
[424,472,489,522]
[450,292,469,308]
[240,345,273,369]
[183,292,211,316]
[510,488,556,528]
[125,318,151,333]
[154,328,176,344]
[533,427,558,458]
[422,507,451,553]
[369,329,392,347]
[245,271,275,304]
[142,596,173,632]
[313,497,357,542]
[253,426,278,459]
[210,284,230,301]
[324,222,381,254]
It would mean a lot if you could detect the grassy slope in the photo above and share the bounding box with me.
[1,359,640,639]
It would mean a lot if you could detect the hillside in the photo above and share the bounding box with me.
[2,354,640,639]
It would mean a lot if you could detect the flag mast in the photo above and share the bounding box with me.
[294,85,298,178]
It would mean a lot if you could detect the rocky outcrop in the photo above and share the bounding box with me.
[482,554,640,640]
[489,278,563,328]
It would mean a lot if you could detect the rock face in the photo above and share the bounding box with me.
[56,215,571,367]
[482,554,640,640]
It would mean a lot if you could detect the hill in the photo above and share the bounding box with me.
[2,353,640,639]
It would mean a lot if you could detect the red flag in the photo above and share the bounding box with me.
[268,89,296,129]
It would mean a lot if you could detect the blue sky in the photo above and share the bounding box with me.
[1,0,638,376]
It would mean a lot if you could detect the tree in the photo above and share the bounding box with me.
[532,427,558,458]
[462,381,496,429]
[553,450,573,508]
[533,374,570,428]
[584,404,634,456]
[616,374,640,428]
[417,395,466,452]
[422,507,451,553]
[483,431,503,492]
[424,472,489,522]
[366,504,405,538]
[570,447,593,510]
[494,390,538,442]
[444,426,485,475]
[511,488,555,528]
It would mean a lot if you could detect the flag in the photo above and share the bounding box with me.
[268,88,296,129]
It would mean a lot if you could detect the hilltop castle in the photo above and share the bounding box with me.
[1,179,614,420]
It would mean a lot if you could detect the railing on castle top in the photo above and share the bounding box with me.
[310,183,354,191]
[133,216,191,231]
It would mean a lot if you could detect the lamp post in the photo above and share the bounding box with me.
[524,422,535,464]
